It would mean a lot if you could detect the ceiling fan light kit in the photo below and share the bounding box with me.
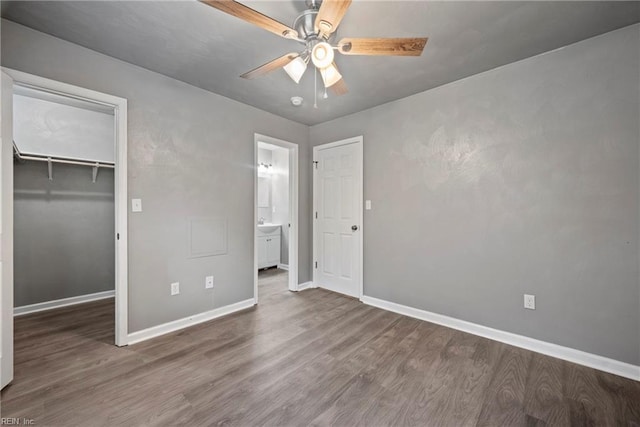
[283,56,308,84]
[311,41,334,69]
[201,0,428,99]
[320,63,342,88]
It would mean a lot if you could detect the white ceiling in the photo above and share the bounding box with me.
[2,1,638,125]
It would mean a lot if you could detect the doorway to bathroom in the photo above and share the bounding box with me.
[254,134,298,303]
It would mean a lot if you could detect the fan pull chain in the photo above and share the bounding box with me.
[314,67,318,109]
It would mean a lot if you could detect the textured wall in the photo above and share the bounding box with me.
[13,94,115,162]
[1,19,311,332]
[310,25,640,365]
[14,162,115,306]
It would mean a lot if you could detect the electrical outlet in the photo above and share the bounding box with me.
[205,275,214,289]
[524,294,535,310]
[171,282,180,296]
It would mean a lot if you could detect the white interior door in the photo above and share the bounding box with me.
[314,137,363,298]
[1,71,15,389]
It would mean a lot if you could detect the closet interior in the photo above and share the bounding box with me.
[13,86,116,317]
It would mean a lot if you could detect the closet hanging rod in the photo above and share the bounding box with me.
[15,153,115,169]
[13,141,114,169]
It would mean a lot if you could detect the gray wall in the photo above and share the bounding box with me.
[14,162,115,306]
[310,25,640,365]
[1,19,312,332]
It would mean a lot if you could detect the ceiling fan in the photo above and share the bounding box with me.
[200,0,428,96]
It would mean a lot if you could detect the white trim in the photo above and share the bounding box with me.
[2,68,129,346]
[14,291,115,316]
[254,134,299,302]
[127,298,255,345]
[296,281,316,291]
[312,136,364,300]
[277,264,289,271]
[361,295,640,382]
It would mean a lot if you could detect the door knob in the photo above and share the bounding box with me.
[351,225,358,231]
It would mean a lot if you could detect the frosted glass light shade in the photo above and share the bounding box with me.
[283,57,307,84]
[320,64,342,88]
[311,42,334,69]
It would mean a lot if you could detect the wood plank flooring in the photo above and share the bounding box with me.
[1,268,639,425]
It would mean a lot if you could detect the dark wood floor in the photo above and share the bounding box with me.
[2,268,639,425]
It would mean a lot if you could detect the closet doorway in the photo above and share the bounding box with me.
[254,134,298,303]
[1,69,128,389]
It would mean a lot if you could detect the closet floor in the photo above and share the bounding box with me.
[1,271,639,425]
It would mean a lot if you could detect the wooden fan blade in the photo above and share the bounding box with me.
[315,0,352,38]
[200,0,299,40]
[329,78,348,96]
[338,38,428,56]
[240,53,298,79]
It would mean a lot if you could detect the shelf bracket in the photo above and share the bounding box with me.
[47,157,53,181]
[92,163,99,183]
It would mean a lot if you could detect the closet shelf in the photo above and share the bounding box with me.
[13,141,114,182]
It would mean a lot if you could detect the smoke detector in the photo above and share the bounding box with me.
[290,96,303,106]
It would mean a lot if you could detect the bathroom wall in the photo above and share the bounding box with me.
[257,147,273,223]
[271,147,290,265]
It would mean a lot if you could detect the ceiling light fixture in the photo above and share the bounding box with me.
[203,0,429,101]
[320,63,342,88]
[283,56,308,84]
[311,42,334,69]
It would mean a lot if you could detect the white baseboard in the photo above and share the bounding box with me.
[14,290,115,316]
[297,281,315,291]
[127,298,256,345]
[361,295,640,382]
[277,264,289,271]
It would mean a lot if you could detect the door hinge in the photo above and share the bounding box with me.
[313,160,318,169]
[315,261,318,269]
[315,211,318,219]
[117,233,120,240]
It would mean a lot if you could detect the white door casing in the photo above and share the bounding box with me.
[313,137,363,298]
[2,67,128,347]
[1,71,15,389]
[253,134,299,299]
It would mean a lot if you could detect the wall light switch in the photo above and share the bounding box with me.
[171,282,180,296]
[365,200,372,210]
[132,198,142,212]
[205,276,214,289]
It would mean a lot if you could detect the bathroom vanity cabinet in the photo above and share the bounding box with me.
[257,225,281,269]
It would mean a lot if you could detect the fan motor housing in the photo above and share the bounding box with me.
[293,9,319,40]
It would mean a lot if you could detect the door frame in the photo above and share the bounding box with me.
[2,68,129,346]
[254,133,299,302]
[312,136,364,300]
[1,70,15,389]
